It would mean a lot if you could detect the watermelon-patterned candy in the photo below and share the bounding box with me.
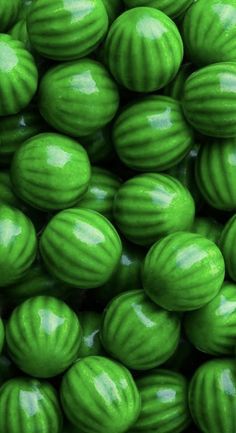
[38,59,119,137]
[163,63,194,100]
[143,231,225,311]
[0,171,21,207]
[0,0,20,31]
[18,0,33,19]
[40,208,122,288]
[79,127,114,164]
[130,369,191,433]
[113,173,195,246]
[11,132,91,211]
[77,311,103,357]
[105,7,183,92]
[0,377,63,433]
[0,352,18,386]
[191,217,223,244]
[113,95,194,172]
[9,19,31,51]
[60,356,141,433]
[6,295,82,378]
[0,34,38,116]
[0,319,4,354]
[101,290,180,370]
[0,205,37,287]
[185,282,236,356]
[189,359,236,433]
[102,0,123,22]
[123,0,193,19]
[219,214,236,281]
[182,63,236,137]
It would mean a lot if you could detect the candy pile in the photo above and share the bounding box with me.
[1,0,236,432]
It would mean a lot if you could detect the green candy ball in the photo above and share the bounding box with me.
[79,127,114,164]
[102,0,123,22]
[123,0,193,19]
[130,369,191,433]
[191,217,223,244]
[219,214,236,281]
[0,353,18,386]
[0,205,37,287]
[27,0,108,60]
[11,132,91,211]
[101,290,180,370]
[143,231,225,311]
[40,208,122,288]
[105,7,183,92]
[185,282,236,356]
[6,295,82,378]
[189,358,236,433]
[0,171,20,207]
[0,377,63,433]
[18,0,33,19]
[163,63,194,100]
[113,95,194,172]
[60,356,141,433]
[9,19,31,51]
[0,0,21,31]
[77,311,103,357]
[38,59,119,137]
[0,319,4,354]
[182,63,236,137]
[113,173,195,246]
[0,34,38,116]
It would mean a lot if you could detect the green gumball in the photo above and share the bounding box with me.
[77,311,103,357]
[79,127,114,164]
[123,0,193,19]
[0,319,4,354]
[219,214,236,281]
[0,171,20,207]
[0,353,18,386]
[9,19,32,51]
[191,217,223,244]
[0,0,21,31]
[163,63,194,100]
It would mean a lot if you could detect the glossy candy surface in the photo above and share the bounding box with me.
[191,217,223,244]
[219,214,236,281]
[77,311,103,357]
[143,231,225,311]
[0,0,21,31]
[123,0,193,19]
[102,0,124,22]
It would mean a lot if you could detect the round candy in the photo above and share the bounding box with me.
[131,369,191,433]
[102,0,123,22]
[11,132,91,211]
[101,290,180,370]
[77,311,103,357]
[0,34,38,116]
[9,19,32,52]
[76,166,120,220]
[196,137,236,210]
[105,7,183,92]
[123,0,193,18]
[60,356,141,433]
[113,173,195,246]
[79,127,114,164]
[163,63,194,100]
[0,205,37,287]
[6,295,81,378]
[40,208,122,288]
[185,282,236,356]
[0,0,20,31]
[0,319,4,354]
[27,0,108,61]
[38,59,119,137]
[0,353,18,386]
[219,214,236,281]
[182,0,236,67]
[189,359,236,433]
[143,231,225,311]
[182,63,236,137]
[191,217,223,244]
[113,95,194,172]
[0,171,20,207]
[0,377,62,433]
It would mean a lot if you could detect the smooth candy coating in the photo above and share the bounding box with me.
[27,0,108,60]
[77,311,103,357]
[113,173,195,246]
[191,217,223,244]
[219,214,236,281]
[6,295,82,378]
[182,63,236,137]
[0,205,37,287]
[182,0,236,67]
[113,95,194,172]
[0,377,63,433]
[102,0,123,22]
[40,208,122,288]
[38,59,119,137]
[105,7,183,92]
[9,19,32,51]
[189,359,236,433]
[101,290,180,370]
[185,282,236,356]
[79,127,114,164]
[76,167,120,220]
[0,319,4,354]
[163,63,194,100]
[0,34,38,116]
[143,231,225,311]
[0,0,20,31]
[131,370,191,433]
[123,0,193,18]
[60,356,141,433]
[196,137,236,210]
[11,132,91,211]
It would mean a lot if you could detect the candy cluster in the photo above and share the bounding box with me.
[1,1,236,433]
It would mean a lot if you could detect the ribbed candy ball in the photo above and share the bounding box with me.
[191,217,223,244]
[182,63,236,137]
[143,232,225,311]
[0,0,20,31]
[196,137,236,210]
[185,282,236,356]
[105,7,183,92]
[77,311,103,357]
[27,0,108,60]
[0,171,20,207]
[189,359,236,433]
[0,205,37,287]
[102,0,123,22]
[131,369,191,433]
[9,19,32,52]
[79,127,114,164]
[113,173,195,246]
[6,296,81,378]
[40,208,122,288]
[38,59,119,137]
[113,96,194,172]
[0,34,38,116]
[0,377,63,433]
[123,0,193,18]
[101,290,180,370]
[163,63,194,100]
[0,319,4,354]
[182,0,236,67]
[219,215,236,281]
[10,132,91,211]
[60,356,141,433]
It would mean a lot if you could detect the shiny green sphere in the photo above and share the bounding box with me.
[191,217,223,244]
[0,0,21,31]
[123,0,193,19]
[77,311,103,357]
[0,319,4,354]
[219,214,236,281]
